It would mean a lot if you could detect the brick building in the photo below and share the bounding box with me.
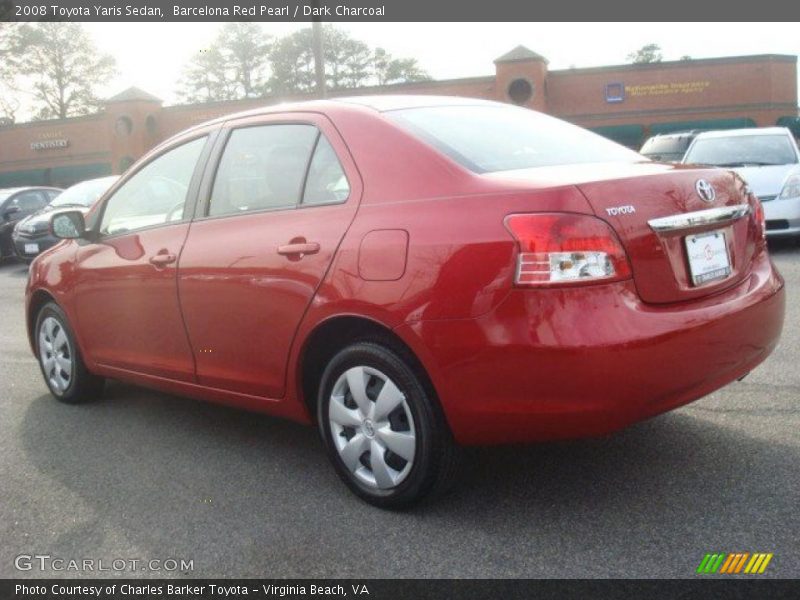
[1,45,798,188]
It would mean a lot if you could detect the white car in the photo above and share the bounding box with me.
[682,127,800,240]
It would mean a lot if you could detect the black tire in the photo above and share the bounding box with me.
[34,302,104,403]
[317,340,460,509]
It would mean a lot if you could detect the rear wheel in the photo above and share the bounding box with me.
[35,302,104,403]
[317,341,460,509]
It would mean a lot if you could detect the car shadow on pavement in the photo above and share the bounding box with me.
[0,259,30,278]
[767,238,800,255]
[18,382,799,578]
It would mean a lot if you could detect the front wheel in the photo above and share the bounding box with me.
[317,341,460,509]
[35,302,104,403]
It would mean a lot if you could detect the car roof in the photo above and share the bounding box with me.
[176,95,504,137]
[62,175,119,189]
[693,127,792,139]
[0,186,62,195]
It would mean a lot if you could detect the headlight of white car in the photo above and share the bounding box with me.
[779,173,800,199]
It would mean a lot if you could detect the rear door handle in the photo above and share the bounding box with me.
[149,252,177,266]
[277,242,320,257]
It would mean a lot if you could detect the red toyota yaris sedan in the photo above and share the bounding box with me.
[27,96,785,507]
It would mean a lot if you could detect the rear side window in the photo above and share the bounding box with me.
[386,104,642,173]
[209,124,318,217]
[14,191,46,211]
[302,135,350,205]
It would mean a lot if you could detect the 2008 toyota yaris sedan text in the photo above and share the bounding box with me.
[26,96,785,508]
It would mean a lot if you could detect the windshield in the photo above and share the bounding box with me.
[684,134,799,167]
[49,176,118,208]
[386,104,643,173]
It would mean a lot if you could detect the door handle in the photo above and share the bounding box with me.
[277,242,320,257]
[149,252,177,266]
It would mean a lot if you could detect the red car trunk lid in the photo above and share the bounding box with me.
[576,167,760,304]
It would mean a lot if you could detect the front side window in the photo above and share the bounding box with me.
[99,137,206,235]
[51,176,117,208]
[684,135,799,167]
[209,124,318,217]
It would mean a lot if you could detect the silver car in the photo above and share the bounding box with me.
[682,127,800,240]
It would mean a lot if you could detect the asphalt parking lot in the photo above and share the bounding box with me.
[0,243,798,579]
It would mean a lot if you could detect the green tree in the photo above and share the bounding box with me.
[177,46,239,104]
[177,23,272,103]
[269,27,317,94]
[8,23,115,120]
[0,24,20,123]
[373,48,430,85]
[325,27,372,89]
[217,22,272,98]
[270,26,430,94]
[627,43,663,64]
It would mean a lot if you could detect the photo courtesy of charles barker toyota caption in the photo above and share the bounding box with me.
[23,93,785,507]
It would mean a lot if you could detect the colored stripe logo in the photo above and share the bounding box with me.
[697,553,773,574]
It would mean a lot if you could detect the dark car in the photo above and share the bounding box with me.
[12,176,119,262]
[0,186,61,260]
[639,130,701,162]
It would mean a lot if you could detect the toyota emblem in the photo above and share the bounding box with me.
[695,179,716,203]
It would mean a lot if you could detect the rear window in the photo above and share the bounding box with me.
[386,104,642,173]
[684,135,799,167]
[640,136,693,160]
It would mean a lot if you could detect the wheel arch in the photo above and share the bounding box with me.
[26,289,58,352]
[296,314,442,426]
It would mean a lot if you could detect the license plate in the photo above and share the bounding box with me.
[24,243,39,254]
[685,230,731,286]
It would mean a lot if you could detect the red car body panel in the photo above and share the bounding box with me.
[25,98,786,445]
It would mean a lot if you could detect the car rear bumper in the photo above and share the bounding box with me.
[397,249,785,445]
[764,197,800,237]
[765,220,800,237]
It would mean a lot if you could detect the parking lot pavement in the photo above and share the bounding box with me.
[0,243,798,579]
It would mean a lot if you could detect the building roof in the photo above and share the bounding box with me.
[548,53,797,76]
[494,45,548,64]
[106,87,162,104]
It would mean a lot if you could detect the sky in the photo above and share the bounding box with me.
[16,22,800,116]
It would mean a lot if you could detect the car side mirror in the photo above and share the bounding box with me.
[3,206,20,220]
[51,211,87,240]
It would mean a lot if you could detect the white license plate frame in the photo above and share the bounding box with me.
[24,243,39,254]
[685,230,732,286]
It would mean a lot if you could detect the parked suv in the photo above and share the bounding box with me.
[639,130,700,162]
[683,127,800,240]
[27,97,785,507]
[0,186,61,260]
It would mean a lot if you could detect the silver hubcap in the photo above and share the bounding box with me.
[328,366,416,490]
[38,316,73,395]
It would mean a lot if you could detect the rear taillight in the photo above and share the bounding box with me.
[504,213,632,287]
